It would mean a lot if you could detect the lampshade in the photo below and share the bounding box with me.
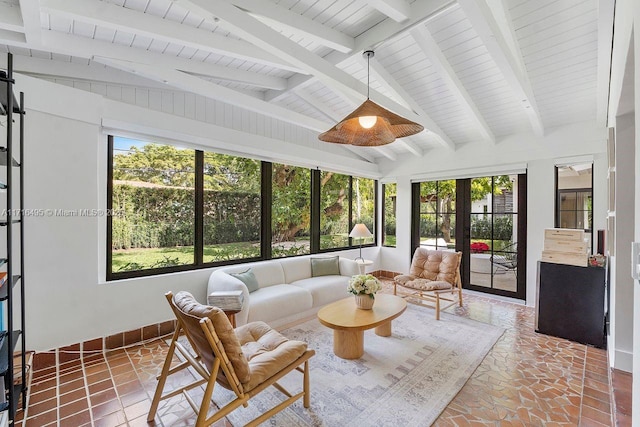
[318,50,424,147]
[349,223,373,239]
[318,99,424,146]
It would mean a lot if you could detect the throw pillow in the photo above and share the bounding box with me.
[230,269,259,293]
[310,256,340,277]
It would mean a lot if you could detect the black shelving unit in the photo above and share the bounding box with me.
[0,52,26,424]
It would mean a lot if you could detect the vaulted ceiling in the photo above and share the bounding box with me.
[0,0,613,163]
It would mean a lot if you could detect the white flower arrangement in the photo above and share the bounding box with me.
[347,274,382,299]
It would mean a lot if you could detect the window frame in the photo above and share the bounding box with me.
[106,135,377,281]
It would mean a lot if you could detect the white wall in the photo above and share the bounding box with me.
[378,122,607,306]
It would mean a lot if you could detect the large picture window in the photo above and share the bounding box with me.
[107,136,377,279]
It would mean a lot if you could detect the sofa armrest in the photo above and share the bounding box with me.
[207,270,250,326]
[339,258,360,277]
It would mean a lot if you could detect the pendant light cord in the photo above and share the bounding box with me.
[367,52,370,99]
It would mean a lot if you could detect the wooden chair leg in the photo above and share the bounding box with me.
[458,287,463,306]
[393,283,397,295]
[148,327,181,422]
[195,359,219,427]
[435,294,441,320]
[303,360,310,408]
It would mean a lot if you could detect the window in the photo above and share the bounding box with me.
[352,177,375,245]
[383,183,396,247]
[110,138,196,274]
[203,153,261,263]
[556,163,593,250]
[271,163,311,258]
[417,180,456,251]
[107,135,377,279]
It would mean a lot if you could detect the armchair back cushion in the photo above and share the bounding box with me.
[173,291,251,384]
[409,248,460,285]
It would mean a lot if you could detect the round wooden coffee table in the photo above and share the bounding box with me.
[317,294,407,359]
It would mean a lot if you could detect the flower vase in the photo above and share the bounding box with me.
[354,294,375,310]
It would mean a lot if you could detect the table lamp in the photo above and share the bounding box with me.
[349,223,373,262]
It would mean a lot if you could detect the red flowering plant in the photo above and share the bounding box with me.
[470,242,490,253]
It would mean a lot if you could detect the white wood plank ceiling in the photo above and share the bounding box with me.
[0,0,611,163]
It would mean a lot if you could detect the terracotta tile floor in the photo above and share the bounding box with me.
[18,284,623,426]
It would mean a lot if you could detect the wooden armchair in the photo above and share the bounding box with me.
[148,291,315,427]
[393,248,463,320]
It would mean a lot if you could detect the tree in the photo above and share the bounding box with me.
[420,176,513,242]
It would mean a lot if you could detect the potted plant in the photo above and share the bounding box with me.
[347,274,382,309]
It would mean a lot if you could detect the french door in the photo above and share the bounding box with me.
[412,174,527,300]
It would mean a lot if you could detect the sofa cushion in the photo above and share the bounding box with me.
[222,261,285,289]
[291,275,350,307]
[247,285,313,324]
[310,256,340,277]
[230,269,259,293]
[280,257,312,284]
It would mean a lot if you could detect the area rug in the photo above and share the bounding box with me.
[212,303,504,427]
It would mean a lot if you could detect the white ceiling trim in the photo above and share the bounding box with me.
[225,0,354,53]
[458,0,544,137]
[18,0,43,44]
[0,30,26,45]
[93,56,332,133]
[37,31,287,90]
[0,54,180,90]
[410,25,495,144]
[373,146,397,161]
[366,0,412,23]
[596,0,615,127]
[369,57,456,150]
[40,0,305,74]
[0,3,23,33]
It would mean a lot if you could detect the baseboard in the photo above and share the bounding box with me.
[613,349,633,372]
[33,319,177,371]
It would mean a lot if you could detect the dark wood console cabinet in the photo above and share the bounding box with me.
[536,261,606,348]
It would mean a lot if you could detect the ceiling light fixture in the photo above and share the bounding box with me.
[318,50,424,147]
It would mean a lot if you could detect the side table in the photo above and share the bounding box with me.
[355,259,373,274]
[224,309,240,328]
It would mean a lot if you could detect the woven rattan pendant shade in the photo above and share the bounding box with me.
[318,99,424,146]
[319,50,424,147]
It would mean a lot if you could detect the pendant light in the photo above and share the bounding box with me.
[318,50,424,147]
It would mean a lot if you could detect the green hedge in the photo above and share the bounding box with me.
[471,216,513,240]
[112,185,260,250]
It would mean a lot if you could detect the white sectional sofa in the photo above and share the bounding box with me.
[207,256,360,328]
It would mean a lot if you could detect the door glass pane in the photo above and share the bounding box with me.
[470,175,518,293]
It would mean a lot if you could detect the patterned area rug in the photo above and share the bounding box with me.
[213,303,504,427]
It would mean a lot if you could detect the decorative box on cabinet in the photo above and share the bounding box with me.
[536,261,606,348]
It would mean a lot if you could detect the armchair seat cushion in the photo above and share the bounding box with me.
[393,274,416,286]
[401,279,452,291]
[233,321,308,392]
